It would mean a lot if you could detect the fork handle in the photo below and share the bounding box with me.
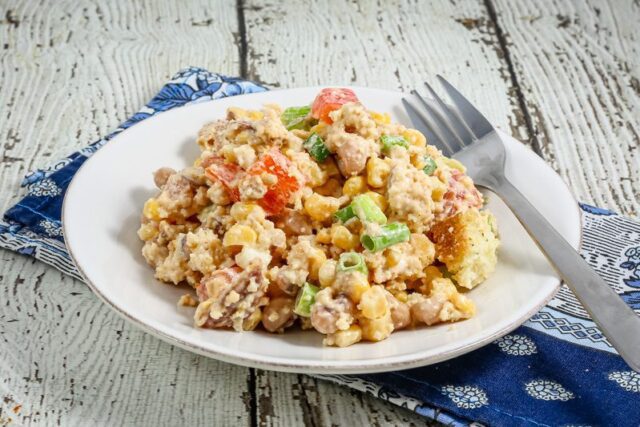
[493,177,640,372]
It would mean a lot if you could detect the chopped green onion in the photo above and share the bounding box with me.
[294,282,319,317]
[334,195,386,224]
[337,252,368,274]
[422,156,437,175]
[303,133,331,162]
[281,106,311,130]
[360,222,410,252]
[334,205,355,223]
[380,135,409,153]
[351,194,387,224]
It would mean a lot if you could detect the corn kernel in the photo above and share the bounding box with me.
[235,130,252,144]
[366,157,390,188]
[137,222,158,241]
[363,191,387,212]
[143,199,162,221]
[419,265,442,295]
[369,111,391,125]
[227,107,248,119]
[308,248,327,281]
[385,279,406,293]
[248,111,264,121]
[291,129,311,140]
[431,182,447,202]
[410,233,435,264]
[402,129,427,148]
[315,228,332,244]
[220,145,237,163]
[321,158,340,177]
[385,248,402,268]
[178,294,198,307]
[358,285,389,320]
[424,265,443,282]
[331,225,359,250]
[223,224,257,247]
[324,325,362,347]
[420,266,443,295]
[347,273,370,303]
[360,313,394,342]
[230,202,264,221]
[318,259,337,288]
[394,291,408,303]
[304,193,340,222]
[194,300,213,327]
[227,108,263,121]
[235,247,272,269]
[242,308,262,331]
[342,176,367,198]
[442,157,466,172]
[305,160,328,187]
[452,293,476,317]
[309,122,328,136]
[315,178,342,197]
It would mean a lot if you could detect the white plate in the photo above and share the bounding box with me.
[63,87,581,374]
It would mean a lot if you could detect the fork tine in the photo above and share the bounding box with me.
[402,98,453,157]
[436,75,494,139]
[411,89,466,154]
[402,97,455,157]
[422,81,476,147]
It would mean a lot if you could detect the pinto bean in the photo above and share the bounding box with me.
[310,289,355,334]
[153,167,176,188]
[194,262,267,331]
[274,268,302,296]
[262,297,295,332]
[410,295,446,326]
[336,137,369,177]
[276,209,313,236]
[386,293,411,330]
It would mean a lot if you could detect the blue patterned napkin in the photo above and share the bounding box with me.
[2,67,639,426]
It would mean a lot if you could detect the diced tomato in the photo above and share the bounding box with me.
[204,156,241,202]
[311,88,359,124]
[204,150,300,215]
[247,149,301,215]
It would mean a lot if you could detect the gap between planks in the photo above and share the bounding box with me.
[483,0,541,156]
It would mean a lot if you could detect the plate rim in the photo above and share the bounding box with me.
[62,86,582,374]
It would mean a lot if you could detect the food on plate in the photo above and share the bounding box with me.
[138,88,499,347]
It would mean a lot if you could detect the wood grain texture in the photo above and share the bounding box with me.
[493,0,640,217]
[2,0,638,425]
[243,0,531,141]
[254,371,433,427]
[0,256,253,426]
[0,1,252,426]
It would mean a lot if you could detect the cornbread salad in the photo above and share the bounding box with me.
[138,88,500,347]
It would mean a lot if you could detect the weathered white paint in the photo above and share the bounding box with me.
[494,0,640,217]
[1,0,638,425]
[0,1,252,426]
[243,0,529,139]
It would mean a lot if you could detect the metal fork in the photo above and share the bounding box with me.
[403,76,640,372]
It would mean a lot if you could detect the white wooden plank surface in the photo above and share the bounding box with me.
[1,0,638,425]
[243,0,530,140]
[0,1,253,426]
[493,0,640,217]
